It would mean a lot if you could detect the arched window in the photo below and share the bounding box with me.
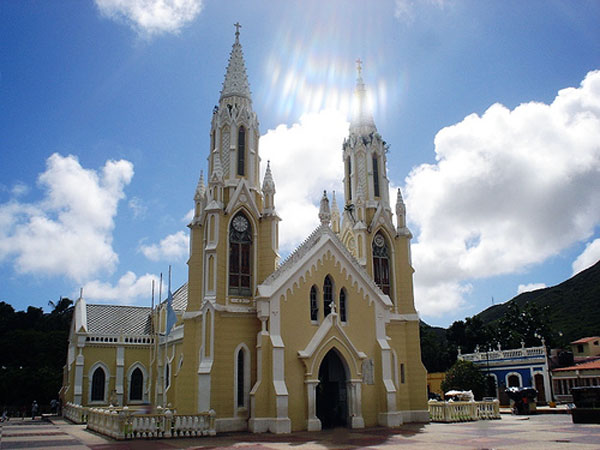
[165,362,171,390]
[310,285,319,321]
[91,367,105,402]
[229,213,252,296]
[323,276,333,316]
[237,349,244,407]
[372,155,380,197]
[130,368,143,401]
[237,126,246,176]
[339,289,347,322]
[507,374,520,388]
[346,157,352,201]
[372,232,391,296]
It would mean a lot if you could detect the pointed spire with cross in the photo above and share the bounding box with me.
[234,22,242,41]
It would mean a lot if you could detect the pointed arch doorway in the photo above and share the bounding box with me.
[316,349,348,428]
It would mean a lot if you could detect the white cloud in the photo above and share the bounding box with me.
[0,153,133,281]
[95,0,203,37]
[128,196,147,219]
[11,182,29,197]
[259,109,348,253]
[394,0,446,23]
[406,70,600,317]
[572,238,600,275]
[82,271,159,303]
[517,283,547,295]
[140,230,189,261]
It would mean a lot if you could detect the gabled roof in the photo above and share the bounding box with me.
[554,359,600,372]
[260,224,390,305]
[571,336,600,345]
[86,304,152,336]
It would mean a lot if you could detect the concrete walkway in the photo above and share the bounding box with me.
[1,414,599,449]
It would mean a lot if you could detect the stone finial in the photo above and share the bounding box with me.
[262,160,275,194]
[318,190,331,225]
[194,171,205,201]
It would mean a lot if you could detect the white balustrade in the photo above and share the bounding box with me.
[83,406,216,440]
[63,402,89,424]
[428,400,500,422]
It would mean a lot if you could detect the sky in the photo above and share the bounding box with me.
[1,0,599,328]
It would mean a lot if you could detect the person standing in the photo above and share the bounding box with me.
[31,401,38,420]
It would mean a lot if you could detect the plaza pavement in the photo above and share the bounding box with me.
[1,413,599,449]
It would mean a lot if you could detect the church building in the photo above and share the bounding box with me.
[60,27,428,433]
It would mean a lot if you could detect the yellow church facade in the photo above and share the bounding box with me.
[61,28,428,433]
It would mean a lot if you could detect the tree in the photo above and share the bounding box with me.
[441,359,487,400]
[495,301,554,349]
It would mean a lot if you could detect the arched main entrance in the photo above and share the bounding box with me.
[316,349,348,428]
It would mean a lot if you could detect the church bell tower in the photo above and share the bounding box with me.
[340,60,414,313]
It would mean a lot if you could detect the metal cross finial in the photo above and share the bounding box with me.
[356,58,363,77]
[234,22,242,36]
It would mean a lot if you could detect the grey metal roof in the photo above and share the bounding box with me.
[86,304,152,336]
[171,283,188,311]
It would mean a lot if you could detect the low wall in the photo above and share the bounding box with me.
[63,402,89,424]
[86,407,216,440]
[428,400,500,422]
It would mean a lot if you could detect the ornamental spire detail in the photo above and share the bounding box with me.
[262,160,275,194]
[220,22,251,101]
[318,190,331,225]
[194,170,205,201]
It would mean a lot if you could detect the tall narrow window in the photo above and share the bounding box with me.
[310,285,318,321]
[339,289,347,322]
[323,276,333,316]
[91,367,105,402]
[372,155,380,197]
[165,363,170,389]
[400,363,405,384]
[372,232,391,296]
[237,350,244,407]
[346,157,352,201]
[130,367,143,401]
[229,213,252,296]
[237,126,246,176]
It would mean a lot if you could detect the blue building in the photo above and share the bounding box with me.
[459,343,552,405]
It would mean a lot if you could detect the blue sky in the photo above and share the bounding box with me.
[1,0,599,327]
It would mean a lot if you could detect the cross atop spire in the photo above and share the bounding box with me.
[349,58,376,136]
[234,22,242,40]
[356,58,363,79]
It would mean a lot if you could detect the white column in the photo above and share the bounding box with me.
[306,380,321,431]
[349,380,364,428]
[116,346,124,405]
[74,347,84,405]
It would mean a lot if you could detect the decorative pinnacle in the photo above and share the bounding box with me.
[194,170,205,200]
[331,191,340,215]
[262,160,275,194]
[234,22,241,41]
[318,190,331,225]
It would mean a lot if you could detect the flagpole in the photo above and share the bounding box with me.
[164,265,172,408]
[157,273,163,406]
[149,279,155,405]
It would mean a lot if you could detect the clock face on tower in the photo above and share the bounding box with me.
[232,215,249,232]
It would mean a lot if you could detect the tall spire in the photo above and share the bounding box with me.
[350,58,376,136]
[220,22,251,101]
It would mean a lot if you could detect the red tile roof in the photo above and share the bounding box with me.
[554,359,600,372]
[571,336,600,344]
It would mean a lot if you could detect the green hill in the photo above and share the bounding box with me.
[475,259,600,343]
